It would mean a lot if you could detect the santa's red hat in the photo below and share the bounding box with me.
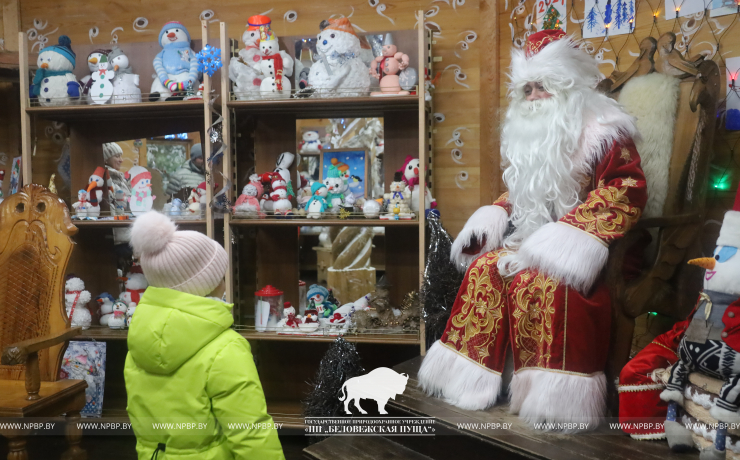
[718,183,740,248]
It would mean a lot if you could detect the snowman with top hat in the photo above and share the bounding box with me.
[150,21,200,101]
[229,15,270,100]
[32,36,81,106]
[660,184,740,459]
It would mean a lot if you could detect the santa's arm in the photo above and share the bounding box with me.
[450,192,511,270]
[514,139,647,293]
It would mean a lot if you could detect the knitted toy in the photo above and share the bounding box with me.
[382,172,413,220]
[150,21,200,101]
[229,15,270,100]
[89,54,115,105]
[258,27,293,99]
[126,166,155,215]
[65,277,92,330]
[32,35,81,107]
[398,156,437,213]
[660,185,740,459]
[305,182,328,219]
[109,46,142,104]
[370,33,412,96]
[299,131,323,154]
[308,18,370,98]
[80,49,110,100]
[323,165,345,212]
[234,180,264,217]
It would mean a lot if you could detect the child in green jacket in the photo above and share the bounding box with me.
[124,211,284,460]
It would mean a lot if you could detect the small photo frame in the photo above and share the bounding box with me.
[319,149,369,199]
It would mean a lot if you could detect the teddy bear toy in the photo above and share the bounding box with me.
[299,131,323,154]
[308,18,370,98]
[258,27,293,99]
[370,33,412,96]
[229,15,271,100]
[32,35,81,107]
[382,172,413,220]
[150,21,200,101]
[109,46,142,104]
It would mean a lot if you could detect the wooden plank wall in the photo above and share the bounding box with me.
[15,0,483,236]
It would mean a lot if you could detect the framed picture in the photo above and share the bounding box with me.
[319,149,369,199]
[9,156,22,195]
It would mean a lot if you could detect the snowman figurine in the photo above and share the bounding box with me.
[382,172,413,220]
[108,46,142,104]
[72,189,91,218]
[80,49,109,100]
[89,54,115,105]
[270,177,293,216]
[299,131,323,155]
[65,277,92,330]
[86,166,111,218]
[234,180,264,217]
[308,18,370,98]
[150,21,200,101]
[119,264,148,307]
[108,301,128,330]
[323,166,346,213]
[32,35,81,106]
[229,15,270,100]
[305,182,328,219]
[126,166,155,215]
[661,185,740,459]
[399,156,437,213]
[126,304,136,328]
[369,33,414,96]
[96,293,116,326]
[258,28,293,99]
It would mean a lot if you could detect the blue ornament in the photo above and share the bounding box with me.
[196,45,223,77]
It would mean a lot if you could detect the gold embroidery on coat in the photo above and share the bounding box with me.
[512,273,558,369]
[562,185,641,242]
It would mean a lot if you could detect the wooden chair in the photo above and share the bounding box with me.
[600,33,721,409]
[0,184,87,460]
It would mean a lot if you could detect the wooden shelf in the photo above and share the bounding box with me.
[79,327,128,340]
[25,100,206,123]
[239,329,420,345]
[231,218,418,227]
[72,219,208,228]
[267,400,305,429]
[227,95,419,117]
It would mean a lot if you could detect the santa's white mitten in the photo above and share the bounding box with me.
[450,205,509,272]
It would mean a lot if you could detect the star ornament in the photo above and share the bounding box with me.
[621,177,639,187]
[197,45,223,77]
[620,148,632,162]
[339,208,352,220]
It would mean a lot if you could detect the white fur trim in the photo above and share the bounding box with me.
[631,432,667,440]
[618,383,665,392]
[577,96,640,171]
[418,341,502,411]
[511,222,608,294]
[509,369,607,432]
[660,389,685,405]
[709,405,740,424]
[619,73,679,218]
[450,205,509,272]
[718,211,740,248]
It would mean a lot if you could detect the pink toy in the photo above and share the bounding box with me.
[370,33,410,96]
[234,177,266,218]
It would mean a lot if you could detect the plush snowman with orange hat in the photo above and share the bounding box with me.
[229,15,270,100]
[660,185,740,459]
[126,166,155,215]
[308,18,370,97]
[86,166,112,217]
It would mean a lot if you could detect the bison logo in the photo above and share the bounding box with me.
[338,367,409,415]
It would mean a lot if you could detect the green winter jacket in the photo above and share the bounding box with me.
[124,287,285,460]
[166,160,206,196]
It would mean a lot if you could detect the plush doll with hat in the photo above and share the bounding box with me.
[323,165,346,212]
[80,49,111,99]
[308,18,370,97]
[258,27,293,99]
[234,178,265,218]
[660,184,740,459]
[370,32,413,96]
[229,15,270,100]
[305,182,328,219]
[109,46,142,104]
[86,166,113,217]
[150,21,201,101]
[32,35,81,106]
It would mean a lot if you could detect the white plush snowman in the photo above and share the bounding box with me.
[308,18,370,98]
[32,36,81,107]
[126,166,155,215]
[89,54,115,105]
[401,157,437,212]
[119,265,148,307]
[323,166,346,213]
[80,49,108,100]
[259,28,293,99]
[126,304,136,328]
[65,277,92,330]
[229,15,270,100]
[299,131,322,154]
[96,293,116,326]
[108,301,128,330]
[109,46,141,104]
[150,21,200,101]
[72,189,91,218]
[271,177,293,215]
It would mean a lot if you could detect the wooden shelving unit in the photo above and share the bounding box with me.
[230,218,419,227]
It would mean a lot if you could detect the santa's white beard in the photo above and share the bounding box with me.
[500,90,588,251]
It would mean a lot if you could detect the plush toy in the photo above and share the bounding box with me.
[258,28,293,99]
[270,176,292,216]
[382,172,413,220]
[113,189,127,216]
[229,15,270,100]
[273,152,295,197]
[362,198,382,218]
[32,35,81,107]
[258,172,280,213]
[168,197,183,216]
[150,21,200,101]
[72,189,91,217]
[119,264,148,308]
[370,33,413,96]
[89,54,115,105]
[108,300,128,330]
[80,49,110,100]
[126,304,136,328]
[323,166,346,212]
[399,156,437,213]
[234,180,264,217]
[660,185,740,459]
[126,166,155,215]
[308,18,370,97]
[109,46,142,104]
[305,182,328,219]
[187,181,207,214]
[65,277,92,330]
[277,302,302,331]
[299,131,323,155]
[96,293,116,326]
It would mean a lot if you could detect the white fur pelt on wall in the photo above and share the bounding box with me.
[618,73,679,218]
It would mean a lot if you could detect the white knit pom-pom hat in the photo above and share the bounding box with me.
[129,211,227,297]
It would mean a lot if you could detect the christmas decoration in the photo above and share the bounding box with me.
[399,156,437,213]
[89,54,115,105]
[338,207,351,220]
[305,182,328,219]
[234,178,265,218]
[72,189,92,218]
[299,131,322,154]
[421,213,464,347]
[381,172,413,220]
[125,165,155,215]
[150,21,200,101]
[80,49,110,100]
[370,33,414,96]
[65,276,92,330]
[96,293,116,326]
[323,166,346,213]
[258,28,293,99]
[229,15,270,100]
[196,44,222,77]
[302,337,365,424]
[32,35,81,107]
[108,300,128,329]
[109,46,142,104]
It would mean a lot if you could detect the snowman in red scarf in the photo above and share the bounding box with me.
[65,276,92,330]
[259,27,293,99]
[118,264,148,309]
[399,156,436,214]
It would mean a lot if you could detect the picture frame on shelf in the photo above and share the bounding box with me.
[319,148,369,200]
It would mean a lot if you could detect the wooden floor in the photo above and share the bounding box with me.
[388,357,700,460]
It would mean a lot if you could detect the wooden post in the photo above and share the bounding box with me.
[202,20,214,239]
[220,22,234,305]
[3,0,20,52]
[18,31,32,186]
[418,15,427,356]
[481,0,500,204]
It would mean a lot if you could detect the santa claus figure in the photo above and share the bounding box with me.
[418,29,646,430]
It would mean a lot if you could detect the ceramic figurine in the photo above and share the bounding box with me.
[72,189,91,217]
[32,36,81,107]
[126,304,136,328]
[126,166,155,215]
[109,46,142,104]
[382,172,413,220]
[229,15,270,100]
[305,182,328,219]
[96,292,116,326]
[299,131,323,154]
[370,33,412,96]
[119,264,148,308]
[399,156,437,213]
[150,21,200,101]
[259,28,293,99]
[65,276,92,330]
[362,198,382,219]
[89,54,115,105]
[323,166,346,213]
[661,186,740,459]
[108,300,128,330]
[307,18,370,97]
[234,180,264,217]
